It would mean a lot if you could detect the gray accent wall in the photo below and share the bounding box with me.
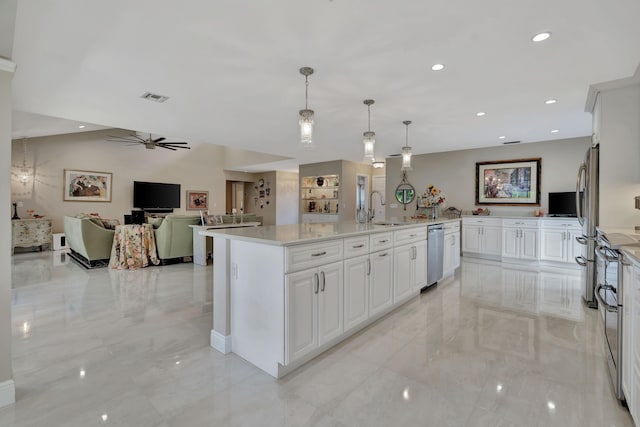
[385,137,590,220]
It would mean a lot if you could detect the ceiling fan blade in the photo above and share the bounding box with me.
[159,143,190,149]
[107,138,140,144]
[152,137,166,143]
[161,142,189,145]
[131,134,147,143]
[157,145,177,151]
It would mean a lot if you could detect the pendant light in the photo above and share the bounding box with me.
[363,99,375,160]
[401,120,412,171]
[19,138,32,186]
[299,67,315,150]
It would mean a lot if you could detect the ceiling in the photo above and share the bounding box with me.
[9,0,640,171]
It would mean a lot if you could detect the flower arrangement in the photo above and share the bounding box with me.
[423,185,446,207]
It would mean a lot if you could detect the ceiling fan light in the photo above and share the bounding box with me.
[372,159,385,169]
[363,131,375,160]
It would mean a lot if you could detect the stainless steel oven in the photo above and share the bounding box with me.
[594,231,625,402]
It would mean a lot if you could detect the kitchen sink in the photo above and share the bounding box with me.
[372,221,410,226]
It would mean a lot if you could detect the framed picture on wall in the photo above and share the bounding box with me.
[63,169,112,202]
[186,190,209,210]
[475,158,541,205]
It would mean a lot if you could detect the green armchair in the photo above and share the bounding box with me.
[64,216,115,266]
[153,215,201,262]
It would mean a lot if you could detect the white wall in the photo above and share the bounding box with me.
[597,84,640,228]
[385,137,590,220]
[276,171,299,225]
[0,64,16,407]
[10,130,277,232]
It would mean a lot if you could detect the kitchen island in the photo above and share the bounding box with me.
[201,219,460,378]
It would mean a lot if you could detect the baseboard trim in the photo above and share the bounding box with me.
[0,379,15,408]
[211,330,232,354]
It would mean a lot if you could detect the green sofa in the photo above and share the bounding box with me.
[219,214,263,225]
[63,215,115,266]
[154,215,201,262]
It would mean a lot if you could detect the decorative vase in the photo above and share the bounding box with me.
[316,177,324,187]
[11,203,19,220]
[426,205,438,220]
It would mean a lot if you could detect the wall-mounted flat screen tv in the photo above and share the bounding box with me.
[548,191,582,217]
[133,181,181,209]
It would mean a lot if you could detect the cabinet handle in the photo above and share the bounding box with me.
[379,239,389,243]
[410,234,417,237]
[311,251,327,257]
[379,252,389,257]
[352,244,365,248]
[314,273,319,294]
[367,258,371,275]
[320,271,326,292]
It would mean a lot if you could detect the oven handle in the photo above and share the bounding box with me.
[594,283,618,312]
[575,256,588,267]
[576,236,588,245]
[596,246,619,263]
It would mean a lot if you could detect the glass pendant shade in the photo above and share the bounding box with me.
[299,109,314,149]
[401,146,412,171]
[299,67,315,149]
[372,159,385,168]
[363,131,375,160]
[400,120,413,171]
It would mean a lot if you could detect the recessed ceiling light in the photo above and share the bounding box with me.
[545,99,557,104]
[532,32,551,42]
[551,129,559,133]
[476,112,486,117]
[431,63,445,71]
[499,136,506,139]
[78,125,85,129]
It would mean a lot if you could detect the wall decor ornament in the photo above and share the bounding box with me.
[186,190,209,210]
[475,158,541,205]
[63,169,112,202]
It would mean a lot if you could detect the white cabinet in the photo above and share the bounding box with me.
[285,261,343,363]
[443,222,460,277]
[540,219,582,264]
[622,262,634,419]
[343,255,369,332]
[462,217,502,257]
[369,249,393,316]
[502,219,539,261]
[393,240,428,301]
[631,264,640,424]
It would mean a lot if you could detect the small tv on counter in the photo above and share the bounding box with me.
[133,181,181,210]
[548,191,582,217]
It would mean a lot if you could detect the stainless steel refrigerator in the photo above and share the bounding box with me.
[575,143,599,308]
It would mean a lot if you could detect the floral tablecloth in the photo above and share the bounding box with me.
[108,224,160,269]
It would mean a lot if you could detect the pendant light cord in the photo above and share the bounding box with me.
[305,76,309,110]
[367,104,371,132]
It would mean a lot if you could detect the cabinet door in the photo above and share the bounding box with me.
[393,245,413,302]
[622,263,634,410]
[414,241,427,290]
[501,228,519,258]
[483,226,502,256]
[343,256,369,332]
[285,269,318,362]
[568,231,584,263]
[443,232,460,275]
[462,225,481,253]
[540,229,566,262]
[520,229,539,260]
[317,262,343,346]
[370,250,393,316]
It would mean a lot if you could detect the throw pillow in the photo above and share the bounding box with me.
[147,217,164,229]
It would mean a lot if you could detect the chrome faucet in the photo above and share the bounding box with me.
[369,190,385,222]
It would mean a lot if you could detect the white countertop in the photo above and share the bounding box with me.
[189,222,260,230]
[200,219,460,246]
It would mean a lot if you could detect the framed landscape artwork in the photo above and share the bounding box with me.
[475,158,541,206]
[63,169,112,202]
[187,190,209,210]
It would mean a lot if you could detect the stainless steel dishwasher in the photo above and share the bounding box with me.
[426,224,444,288]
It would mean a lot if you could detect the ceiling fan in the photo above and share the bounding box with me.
[107,133,191,151]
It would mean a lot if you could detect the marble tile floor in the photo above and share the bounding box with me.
[0,251,634,426]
